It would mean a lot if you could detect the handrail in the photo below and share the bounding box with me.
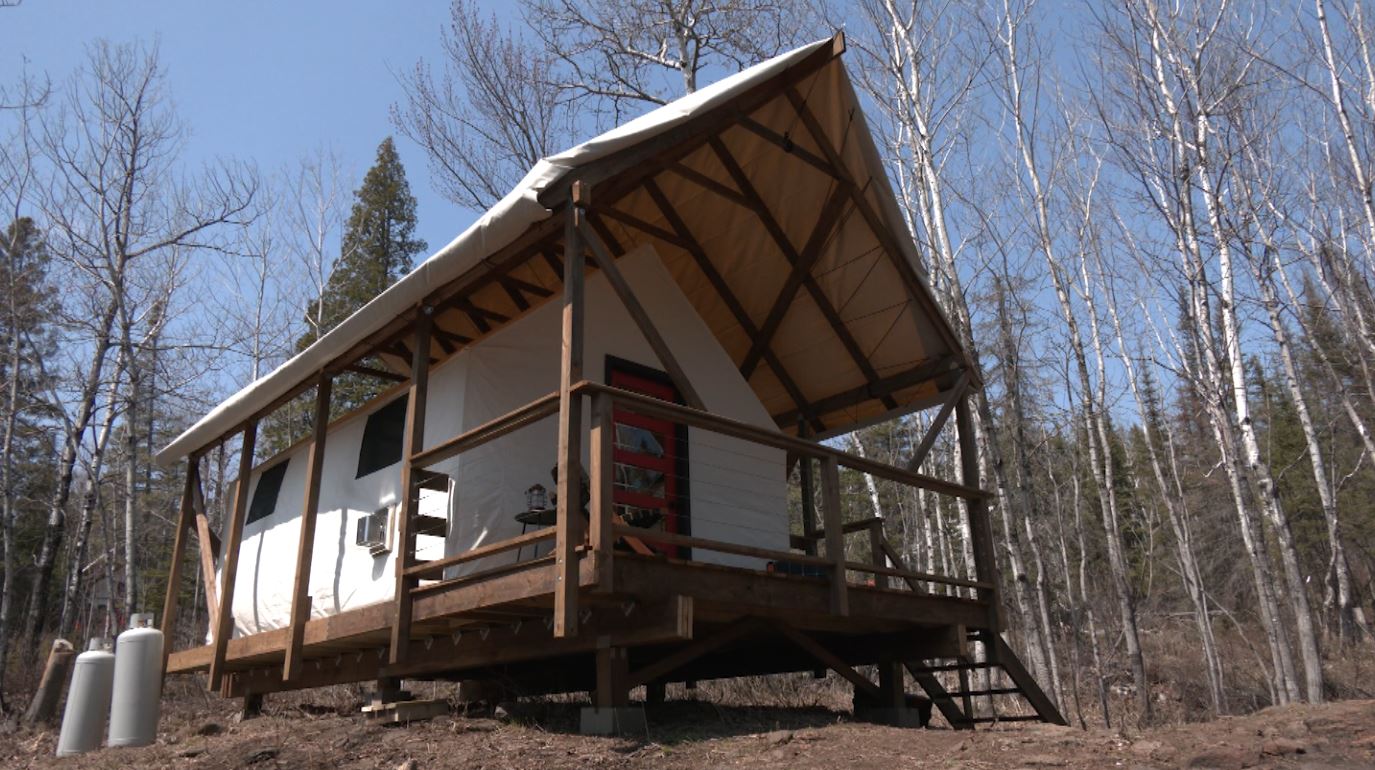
[843,560,992,591]
[403,528,556,579]
[411,390,560,469]
[571,381,988,500]
[610,525,832,568]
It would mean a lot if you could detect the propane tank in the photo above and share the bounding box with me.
[55,638,115,756]
[107,613,164,748]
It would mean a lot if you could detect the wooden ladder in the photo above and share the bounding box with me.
[908,630,1067,729]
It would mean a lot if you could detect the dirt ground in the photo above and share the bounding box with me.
[2,689,1372,770]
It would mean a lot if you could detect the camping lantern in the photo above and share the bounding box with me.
[526,483,548,511]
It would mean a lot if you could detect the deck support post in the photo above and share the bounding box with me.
[284,373,332,681]
[390,308,433,666]
[955,392,1002,637]
[582,645,644,735]
[241,692,264,720]
[160,460,199,679]
[589,392,614,589]
[555,186,588,638]
[210,423,258,691]
[819,455,849,616]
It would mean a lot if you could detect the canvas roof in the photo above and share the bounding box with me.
[156,34,972,466]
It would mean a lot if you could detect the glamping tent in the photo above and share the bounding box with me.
[157,34,1062,732]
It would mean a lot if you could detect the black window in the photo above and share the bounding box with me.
[246,460,290,525]
[356,396,409,478]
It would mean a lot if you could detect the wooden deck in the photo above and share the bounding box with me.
[167,552,987,699]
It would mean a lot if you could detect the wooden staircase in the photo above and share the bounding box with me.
[908,630,1067,729]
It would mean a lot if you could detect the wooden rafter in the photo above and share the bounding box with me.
[771,356,956,430]
[433,327,472,350]
[736,181,850,378]
[579,217,707,411]
[639,180,824,433]
[667,161,754,210]
[595,205,687,248]
[906,372,969,472]
[781,86,974,382]
[706,137,897,410]
[345,363,407,383]
[736,115,840,181]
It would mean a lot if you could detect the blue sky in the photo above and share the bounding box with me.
[0,1,471,252]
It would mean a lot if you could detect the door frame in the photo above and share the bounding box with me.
[604,355,692,556]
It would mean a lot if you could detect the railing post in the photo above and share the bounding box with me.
[589,391,614,589]
[555,186,588,638]
[284,373,331,681]
[955,392,1002,632]
[389,307,433,666]
[160,460,198,680]
[209,422,257,691]
[819,455,848,616]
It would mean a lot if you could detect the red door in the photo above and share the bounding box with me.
[608,364,686,556]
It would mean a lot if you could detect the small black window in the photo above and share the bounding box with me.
[246,460,290,525]
[356,396,409,478]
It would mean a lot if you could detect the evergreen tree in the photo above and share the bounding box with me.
[307,137,427,344]
[270,138,428,448]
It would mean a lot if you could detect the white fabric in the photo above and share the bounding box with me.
[220,245,787,638]
[158,38,833,467]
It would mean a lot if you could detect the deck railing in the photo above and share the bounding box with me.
[392,379,995,640]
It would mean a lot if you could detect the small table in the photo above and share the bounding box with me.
[514,508,557,562]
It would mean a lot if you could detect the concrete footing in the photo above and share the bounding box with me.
[580,706,647,736]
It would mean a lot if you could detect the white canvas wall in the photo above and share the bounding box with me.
[220,244,787,638]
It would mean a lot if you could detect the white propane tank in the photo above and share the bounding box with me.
[107,613,164,748]
[55,638,116,756]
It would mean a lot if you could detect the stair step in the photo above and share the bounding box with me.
[951,687,1022,698]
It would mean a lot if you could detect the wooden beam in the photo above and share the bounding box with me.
[188,468,219,624]
[736,115,842,181]
[782,86,975,382]
[284,374,332,682]
[736,181,851,379]
[578,219,707,411]
[819,455,848,617]
[594,205,689,249]
[706,137,893,411]
[771,357,957,429]
[640,179,823,433]
[667,161,753,210]
[955,392,1001,629]
[389,309,433,665]
[589,392,614,589]
[160,462,198,679]
[537,33,845,208]
[345,363,407,383]
[628,616,766,689]
[907,372,969,472]
[209,423,257,691]
[554,195,587,638]
[432,327,473,349]
[500,278,531,311]
[773,623,880,700]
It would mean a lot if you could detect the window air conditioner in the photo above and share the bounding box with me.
[356,506,391,556]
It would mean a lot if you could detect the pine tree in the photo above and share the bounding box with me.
[308,137,427,344]
[269,138,428,449]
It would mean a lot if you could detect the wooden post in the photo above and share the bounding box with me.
[555,191,587,638]
[188,467,219,624]
[160,462,198,678]
[210,422,258,691]
[390,309,433,665]
[24,639,75,724]
[955,393,1002,634]
[798,420,818,557]
[594,646,630,708]
[589,391,614,589]
[284,374,332,681]
[819,455,848,616]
